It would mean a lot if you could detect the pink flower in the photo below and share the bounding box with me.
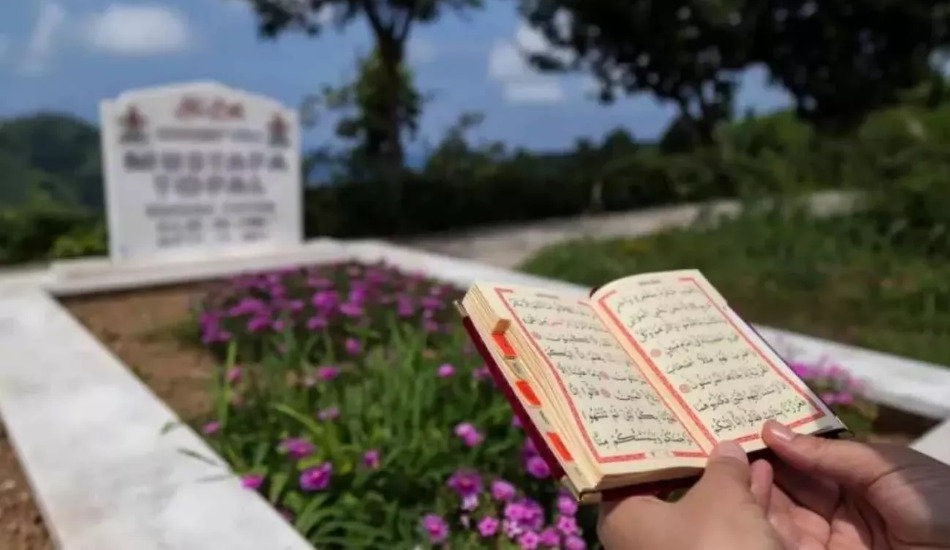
[226,366,242,384]
[835,391,854,405]
[820,392,838,405]
[306,315,328,330]
[491,479,516,502]
[279,437,315,460]
[512,415,523,428]
[340,302,363,318]
[447,469,483,498]
[556,515,579,536]
[363,449,380,469]
[564,535,586,550]
[437,363,455,377]
[454,422,484,447]
[477,516,499,537]
[557,494,578,516]
[202,421,221,435]
[345,337,361,356]
[318,407,339,421]
[518,530,540,550]
[472,366,492,380]
[315,366,340,381]
[526,456,550,479]
[421,514,449,544]
[300,462,332,491]
[539,527,560,546]
[241,473,264,490]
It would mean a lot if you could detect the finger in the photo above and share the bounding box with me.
[685,440,753,504]
[762,420,899,491]
[771,459,841,520]
[750,459,773,511]
[598,496,668,550]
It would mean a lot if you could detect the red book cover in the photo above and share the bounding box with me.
[461,316,566,481]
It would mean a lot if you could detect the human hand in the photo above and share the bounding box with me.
[597,440,785,550]
[762,419,950,550]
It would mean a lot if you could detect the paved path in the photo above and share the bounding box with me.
[403,190,857,268]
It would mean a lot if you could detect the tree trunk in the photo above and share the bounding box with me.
[377,35,406,218]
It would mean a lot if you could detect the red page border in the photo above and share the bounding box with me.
[596,277,826,446]
[495,287,708,464]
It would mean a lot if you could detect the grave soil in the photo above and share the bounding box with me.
[0,282,940,550]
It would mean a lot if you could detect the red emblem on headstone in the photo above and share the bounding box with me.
[269,113,289,147]
[118,105,147,144]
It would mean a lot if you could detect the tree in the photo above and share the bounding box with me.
[519,0,755,144]
[242,0,483,190]
[748,0,950,132]
[302,47,426,181]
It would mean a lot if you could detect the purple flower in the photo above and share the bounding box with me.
[420,296,444,311]
[491,479,516,502]
[539,528,560,546]
[345,337,361,356]
[300,462,332,491]
[564,535,586,550]
[790,362,813,379]
[472,366,492,381]
[315,366,341,381]
[340,302,363,318]
[454,422,484,447]
[279,437,315,460]
[241,473,264,490]
[477,516,499,537]
[461,493,479,511]
[318,407,339,421]
[526,456,551,479]
[447,469,483,498]
[363,449,380,469]
[518,530,540,550]
[423,320,439,333]
[556,515,579,536]
[421,514,449,544]
[202,421,221,435]
[512,415,523,428]
[271,319,286,332]
[437,363,455,377]
[557,494,578,516]
[226,366,242,384]
[247,316,271,332]
[306,315,328,330]
[311,290,339,310]
[835,391,854,405]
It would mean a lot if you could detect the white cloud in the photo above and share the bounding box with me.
[487,23,568,104]
[82,4,191,56]
[20,1,67,76]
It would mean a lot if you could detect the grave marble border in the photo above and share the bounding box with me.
[0,239,948,550]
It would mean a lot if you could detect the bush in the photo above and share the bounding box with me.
[0,204,103,265]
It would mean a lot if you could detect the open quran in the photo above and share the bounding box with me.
[456,270,848,503]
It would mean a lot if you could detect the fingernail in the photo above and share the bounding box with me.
[766,420,795,442]
[712,440,746,461]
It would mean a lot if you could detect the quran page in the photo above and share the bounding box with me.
[475,284,709,472]
[591,270,843,451]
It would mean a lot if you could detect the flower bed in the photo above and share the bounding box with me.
[181,261,884,549]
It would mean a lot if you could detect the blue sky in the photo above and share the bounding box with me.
[0,0,795,151]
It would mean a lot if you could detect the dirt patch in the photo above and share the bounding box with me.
[61,284,217,421]
[0,422,53,550]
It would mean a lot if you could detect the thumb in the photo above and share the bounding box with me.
[686,440,752,503]
[763,420,896,490]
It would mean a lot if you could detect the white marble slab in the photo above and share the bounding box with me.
[912,418,950,463]
[0,290,313,550]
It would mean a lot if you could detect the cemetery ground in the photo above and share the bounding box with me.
[1,221,947,549]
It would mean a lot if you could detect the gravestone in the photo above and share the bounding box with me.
[99,81,302,263]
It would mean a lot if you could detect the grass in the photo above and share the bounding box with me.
[520,205,950,367]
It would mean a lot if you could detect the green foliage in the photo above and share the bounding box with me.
[50,220,108,260]
[192,262,595,548]
[521,204,950,368]
[0,202,103,265]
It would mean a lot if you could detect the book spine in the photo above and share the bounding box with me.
[460,316,567,481]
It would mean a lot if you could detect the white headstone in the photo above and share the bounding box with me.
[100,81,303,263]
